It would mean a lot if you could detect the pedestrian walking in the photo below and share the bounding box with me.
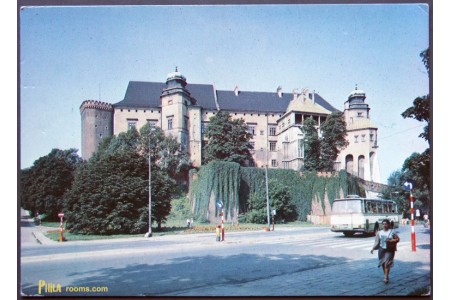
[370,219,400,284]
[423,213,429,228]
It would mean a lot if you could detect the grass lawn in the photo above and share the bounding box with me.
[43,219,323,242]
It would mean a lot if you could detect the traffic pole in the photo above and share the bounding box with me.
[221,209,225,241]
[410,191,416,252]
[58,212,64,242]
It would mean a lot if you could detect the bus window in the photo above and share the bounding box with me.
[365,201,372,213]
[331,200,363,214]
[347,201,362,213]
[387,203,393,213]
[375,202,382,213]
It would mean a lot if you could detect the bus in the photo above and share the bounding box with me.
[330,195,401,236]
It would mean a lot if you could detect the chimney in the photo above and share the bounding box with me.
[292,88,299,100]
[234,85,239,96]
[277,86,282,98]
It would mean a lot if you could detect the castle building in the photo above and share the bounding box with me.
[80,69,380,182]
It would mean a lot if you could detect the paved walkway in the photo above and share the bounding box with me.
[20,208,57,246]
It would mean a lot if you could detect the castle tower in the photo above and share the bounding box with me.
[160,68,197,157]
[339,87,380,182]
[80,100,114,160]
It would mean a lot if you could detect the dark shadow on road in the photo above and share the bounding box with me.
[21,251,431,297]
[417,244,430,250]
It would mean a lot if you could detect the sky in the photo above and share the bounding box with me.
[18,3,430,184]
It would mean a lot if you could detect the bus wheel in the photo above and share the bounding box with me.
[343,232,354,237]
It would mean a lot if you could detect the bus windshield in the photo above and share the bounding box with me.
[331,200,362,214]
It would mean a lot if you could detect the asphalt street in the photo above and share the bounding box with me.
[20,209,431,297]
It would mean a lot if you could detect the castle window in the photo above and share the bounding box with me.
[370,134,374,142]
[354,135,359,143]
[298,140,304,158]
[269,141,276,152]
[147,119,158,128]
[167,117,173,130]
[248,124,256,136]
[361,134,366,142]
[357,112,363,117]
[127,120,137,130]
[249,141,255,150]
[201,122,208,134]
[271,159,277,167]
[260,130,264,135]
[269,126,276,136]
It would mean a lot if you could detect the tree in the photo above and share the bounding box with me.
[398,48,431,212]
[64,150,151,234]
[245,179,297,224]
[64,125,186,234]
[20,148,82,221]
[139,124,191,181]
[204,110,253,166]
[302,117,321,171]
[380,170,410,217]
[401,95,430,144]
[319,112,348,171]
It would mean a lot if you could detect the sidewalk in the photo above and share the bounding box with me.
[20,209,57,245]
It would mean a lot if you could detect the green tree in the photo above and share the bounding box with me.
[380,170,410,217]
[302,117,321,171]
[64,126,185,234]
[64,150,151,234]
[398,48,430,212]
[204,110,253,166]
[20,148,81,221]
[139,124,191,181]
[245,179,297,224]
[319,112,348,171]
[401,95,430,144]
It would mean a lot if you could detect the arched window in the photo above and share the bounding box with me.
[369,152,375,181]
[345,155,354,174]
[358,155,365,179]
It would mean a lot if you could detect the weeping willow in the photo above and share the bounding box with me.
[189,162,363,222]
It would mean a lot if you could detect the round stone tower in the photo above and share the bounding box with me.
[80,100,114,160]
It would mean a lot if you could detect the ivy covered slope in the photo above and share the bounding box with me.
[189,161,363,223]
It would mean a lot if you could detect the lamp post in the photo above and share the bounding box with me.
[261,147,270,230]
[265,164,270,229]
[145,127,156,238]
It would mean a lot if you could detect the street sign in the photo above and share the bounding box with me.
[216,200,223,209]
[403,181,413,191]
[58,213,64,218]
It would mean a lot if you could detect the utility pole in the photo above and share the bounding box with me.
[145,127,155,238]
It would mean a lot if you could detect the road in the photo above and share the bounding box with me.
[20,216,431,297]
